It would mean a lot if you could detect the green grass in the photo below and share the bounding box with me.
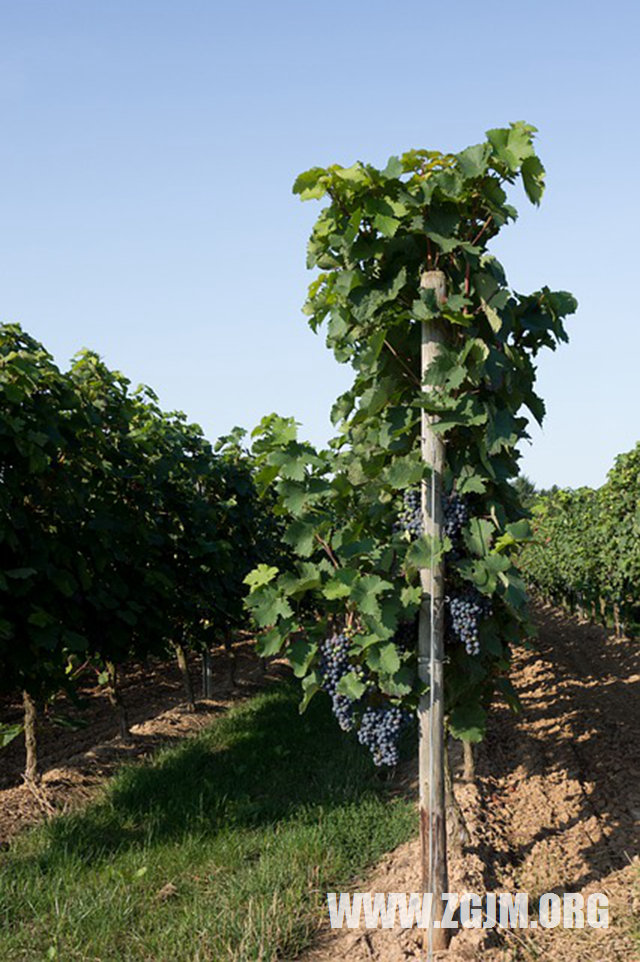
[0,682,416,961]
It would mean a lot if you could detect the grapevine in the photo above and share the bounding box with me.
[245,122,576,762]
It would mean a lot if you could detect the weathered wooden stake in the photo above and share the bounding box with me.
[418,269,450,954]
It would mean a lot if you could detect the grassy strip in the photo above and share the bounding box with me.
[0,682,415,961]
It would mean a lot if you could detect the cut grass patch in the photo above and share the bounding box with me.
[0,682,416,961]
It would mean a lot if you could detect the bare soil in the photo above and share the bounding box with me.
[302,603,640,962]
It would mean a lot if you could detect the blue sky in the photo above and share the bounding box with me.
[1,1,638,489]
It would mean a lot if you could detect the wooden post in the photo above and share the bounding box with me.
[202,649,214,699]
[22,690,39,785]
[418,269,450,954]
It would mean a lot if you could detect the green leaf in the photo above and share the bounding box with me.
[28,609,54,628]
[521,155,545,205]
[495,518,532,551]
[495,676,522,713]
[246,587,293,627]
[382,156,403,178]
[455,142,490,178]
[299,672,320,713]
[373,213,401,237]
[0,723,23,748]
[456,466,487,495]
[323,569,357,600]
[5,567,37,580]
[50,568,77,597]
[334,163,369,185]
[387,665,414,696]
[499,568,528,610]
[350,574,391,618]
[424,231,459,254]
[256,627,285,657]
[463,518,495,557]
[287,637,317,678]
[458,554,511,594]
[49,712,89,731]
[351,267,407,322]
[280,562,323,596]
[481,298,502,332]
[243,564,279,592]
[336,671,366,700]
[400,584,422,608]
[378,642,401,675]
[283,520,317,557]
[448,703,486,743]
[382,458,424,489]
[406,535,448,569]
[278,481,309,514]
[292,167,328,200]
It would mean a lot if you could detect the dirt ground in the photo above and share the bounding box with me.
[0,642,287,842]
[1,606,638,961]
[302,603,640,962]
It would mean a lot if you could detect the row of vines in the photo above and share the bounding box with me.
[520,443,640,636]
[0,325,282,779]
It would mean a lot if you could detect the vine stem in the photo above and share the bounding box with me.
[470,214,493,247]
[22,690,39,785]
[383,339,421,387]
[315,534,340,569]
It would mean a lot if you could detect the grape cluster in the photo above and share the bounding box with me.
[395,489,471,550]
[357,705,409,767]
[443,493,469,540]
[331,692,355,732]
[319,633,350,692]
[446,590,491,655]
[319,631,414,766]
[318,633,357,732]
[394,487,423,539]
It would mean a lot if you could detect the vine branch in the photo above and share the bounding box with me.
[383,339,421,387]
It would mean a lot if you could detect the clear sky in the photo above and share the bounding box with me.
[1,1,638,489]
